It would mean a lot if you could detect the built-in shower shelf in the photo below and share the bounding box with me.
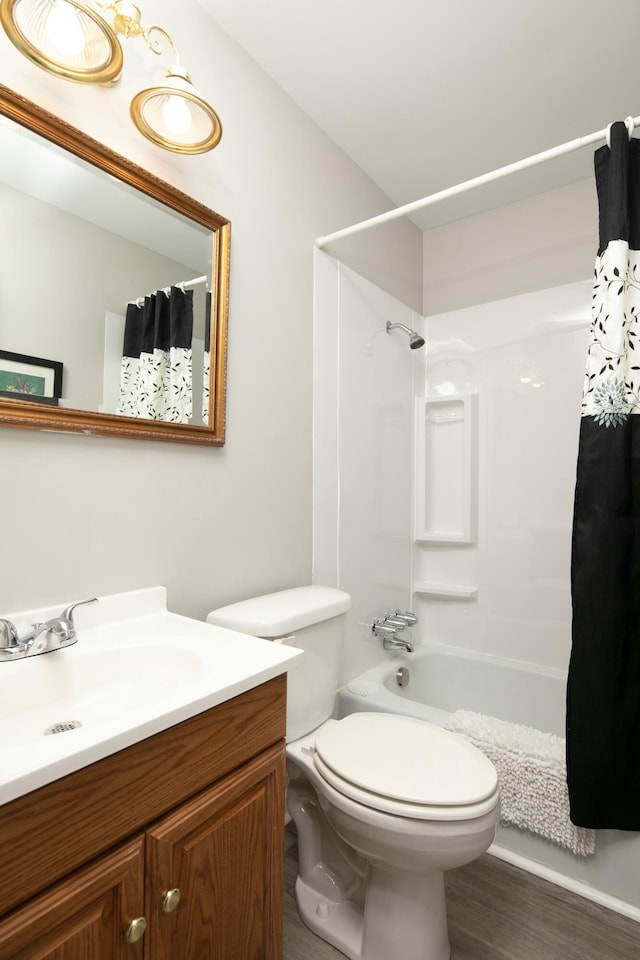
[414,393,478,544]
[413,582,478,600]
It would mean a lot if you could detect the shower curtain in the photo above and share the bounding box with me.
[567,121,640,829]
[117,286,193,423]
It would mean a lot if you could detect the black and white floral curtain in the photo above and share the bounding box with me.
[117,286,193,423]
[567,121,640,830]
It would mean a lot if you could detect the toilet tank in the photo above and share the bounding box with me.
[206,586,351,741]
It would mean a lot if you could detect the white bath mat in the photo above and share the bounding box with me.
[446,710,596,857]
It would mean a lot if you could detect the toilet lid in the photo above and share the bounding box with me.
[314,713,498,807]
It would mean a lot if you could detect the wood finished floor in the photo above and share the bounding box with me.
[283,827,639,960]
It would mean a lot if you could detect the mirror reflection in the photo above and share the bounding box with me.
[0,84,230,446]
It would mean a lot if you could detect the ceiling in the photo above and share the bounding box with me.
[197,0,639,231]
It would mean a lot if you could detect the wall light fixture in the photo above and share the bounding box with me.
[0,0,222,154]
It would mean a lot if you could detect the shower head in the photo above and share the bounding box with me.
[386,321,425,350]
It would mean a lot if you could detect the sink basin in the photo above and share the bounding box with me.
[1,645,203,746]
[0,587,302,805]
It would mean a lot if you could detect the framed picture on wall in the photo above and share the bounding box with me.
[0,350,63,406]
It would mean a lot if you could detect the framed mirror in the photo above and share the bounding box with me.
[0,84,230,446]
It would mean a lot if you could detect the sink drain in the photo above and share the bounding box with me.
[44,721,82,736]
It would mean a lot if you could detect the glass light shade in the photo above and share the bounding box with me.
[0,0,123,83]
[130,66,222,154]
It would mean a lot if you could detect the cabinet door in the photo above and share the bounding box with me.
[0,836,145,960]
[146,742,285,960]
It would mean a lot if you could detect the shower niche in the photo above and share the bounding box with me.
[414,393,478,545]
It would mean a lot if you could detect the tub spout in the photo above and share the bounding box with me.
[383,636,414,654]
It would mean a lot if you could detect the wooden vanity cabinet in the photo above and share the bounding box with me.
[0,675,286,960]
[0,836,146,960]
[146,745,283,960]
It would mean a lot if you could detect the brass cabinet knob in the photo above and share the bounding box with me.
[126,917,147,943]
[162,888,181,913]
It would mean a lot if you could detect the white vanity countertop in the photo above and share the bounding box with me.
[0,586,302,805]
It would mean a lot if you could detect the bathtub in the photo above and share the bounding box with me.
[336,645,640,921]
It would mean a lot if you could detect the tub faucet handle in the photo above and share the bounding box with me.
[394,610,418,627]
[383,616,407,630]
[372,619,397,639]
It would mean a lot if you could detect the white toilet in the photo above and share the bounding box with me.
[207,586,499,960]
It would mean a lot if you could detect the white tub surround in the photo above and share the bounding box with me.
[0,586,301,804]
[418,280,591,671]
[312,254,418,685]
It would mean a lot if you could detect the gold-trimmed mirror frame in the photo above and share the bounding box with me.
[0,83,230,446]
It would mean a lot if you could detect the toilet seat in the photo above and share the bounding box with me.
[313,713,499,821]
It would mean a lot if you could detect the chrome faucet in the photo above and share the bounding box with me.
[0,597,98,662]
[371,609,418,654]
[382,635,414,654]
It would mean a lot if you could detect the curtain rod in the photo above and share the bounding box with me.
[128,276,209,307]
[315,116,640,249]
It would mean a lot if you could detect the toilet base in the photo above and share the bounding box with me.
[295,862,451,960]
[295,875,364,959]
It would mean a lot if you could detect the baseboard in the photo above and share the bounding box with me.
[488,843,640,923]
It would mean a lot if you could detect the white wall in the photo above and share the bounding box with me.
[423,178,597,315]
[0,0,422,617]
[313,252,422,683]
